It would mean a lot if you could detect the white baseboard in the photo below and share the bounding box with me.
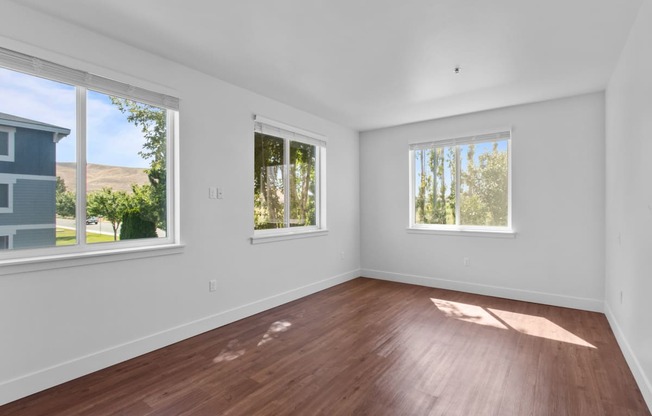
[0,269,360,407]
[361,268,604,312]
[604,303,652,412]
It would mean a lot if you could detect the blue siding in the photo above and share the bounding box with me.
[0,179,56,226]
[0,127,56,176]
[13,228,56,249]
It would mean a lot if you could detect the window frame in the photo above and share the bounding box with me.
[408,131,513,235]
[252,115,327,243]
[0,126,15,162]
[0,46,181,263]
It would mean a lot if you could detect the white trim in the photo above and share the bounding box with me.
[604,303,652,412]
[406,227,515,238]
[0,126,15,162]
[408,127,512,147]
[0,243,184,276]
[0,46,179,110]
[361,268,604,312]
[251,228,329,244]
[0,268,359,405]
[0,173,56,182]
[0,224,55,233]
[253,115,326,146]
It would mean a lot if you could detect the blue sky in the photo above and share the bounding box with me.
[0,67,151,168]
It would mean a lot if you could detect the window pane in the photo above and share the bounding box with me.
[0,183,8,207]
[254,132,285,229]
[0,131,8,155]
[289,140,316,227]
[459,141,509,226]
[0,67,76,249]
[414,146,456,225]
[86,91,168,243]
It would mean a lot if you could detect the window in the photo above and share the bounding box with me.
[0,126,15,161]
[0,46,179,259]
[0,182,10,212]
[253,116,326,239]
[0,235,8,249]
[409,131,511,232]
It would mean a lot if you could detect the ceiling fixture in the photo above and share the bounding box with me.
[454,66,462,74]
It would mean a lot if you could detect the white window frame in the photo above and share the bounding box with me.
[0,126,15,162]
[408,130,514,236]
[0,46,181,264]
[251,115,327,244]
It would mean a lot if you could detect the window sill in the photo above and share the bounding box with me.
[406,227,516,238]
[0,243,185,276]
[251,229,328,245]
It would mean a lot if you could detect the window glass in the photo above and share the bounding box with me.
[86,91,168,243]
[459,142,509,227]
[289,140,316,227]
[0,67,76,248]
[0,131,8,155]
[254,132,285,230]
[0,183,8,207]
[414,146,456,225]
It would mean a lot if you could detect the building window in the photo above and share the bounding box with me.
[0,182,11,213]
[0,46,179,259]
[0,235,9,249]
[0,126,15,162]
[409,131,511,232]
[253,116,326,236]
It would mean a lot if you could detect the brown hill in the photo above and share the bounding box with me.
[56,162,150,193]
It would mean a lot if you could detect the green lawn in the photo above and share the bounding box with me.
[56,228,117,245]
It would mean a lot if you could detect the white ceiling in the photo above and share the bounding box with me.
[10,0,644,131]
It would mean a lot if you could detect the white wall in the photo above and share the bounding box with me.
[360,93,605,311]
[605,0,652,408]
[0,3,360,405]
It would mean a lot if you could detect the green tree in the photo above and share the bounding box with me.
[110,97,166,230]
[87,187,129,241]
[254,133,285,229]
[55,176,76,218]
[120,184,160,239]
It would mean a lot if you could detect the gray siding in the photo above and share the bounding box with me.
[0,127,56,176]
[0,179,56,226]
[12,228,56,249]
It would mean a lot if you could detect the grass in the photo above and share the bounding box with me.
[56,228,117,245]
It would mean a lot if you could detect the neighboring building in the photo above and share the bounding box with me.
[0,112,70,250]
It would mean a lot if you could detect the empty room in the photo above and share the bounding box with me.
[0,0,651,415]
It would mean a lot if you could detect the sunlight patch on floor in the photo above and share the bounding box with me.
[431,299,508,329]
[258,320,292,347]
[431,298,596,348]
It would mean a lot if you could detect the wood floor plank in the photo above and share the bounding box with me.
[1,278,649,416]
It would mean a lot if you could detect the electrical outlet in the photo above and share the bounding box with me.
[208,187,217,199]
[463,257,470,267]
[209,279,217,292]
[216,188,223,199]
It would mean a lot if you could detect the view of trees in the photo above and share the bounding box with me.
[254,133,316,229]
[415,141,508,227]
[55,98,167,241]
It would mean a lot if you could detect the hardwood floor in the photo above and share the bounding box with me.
[2,278,649,416]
